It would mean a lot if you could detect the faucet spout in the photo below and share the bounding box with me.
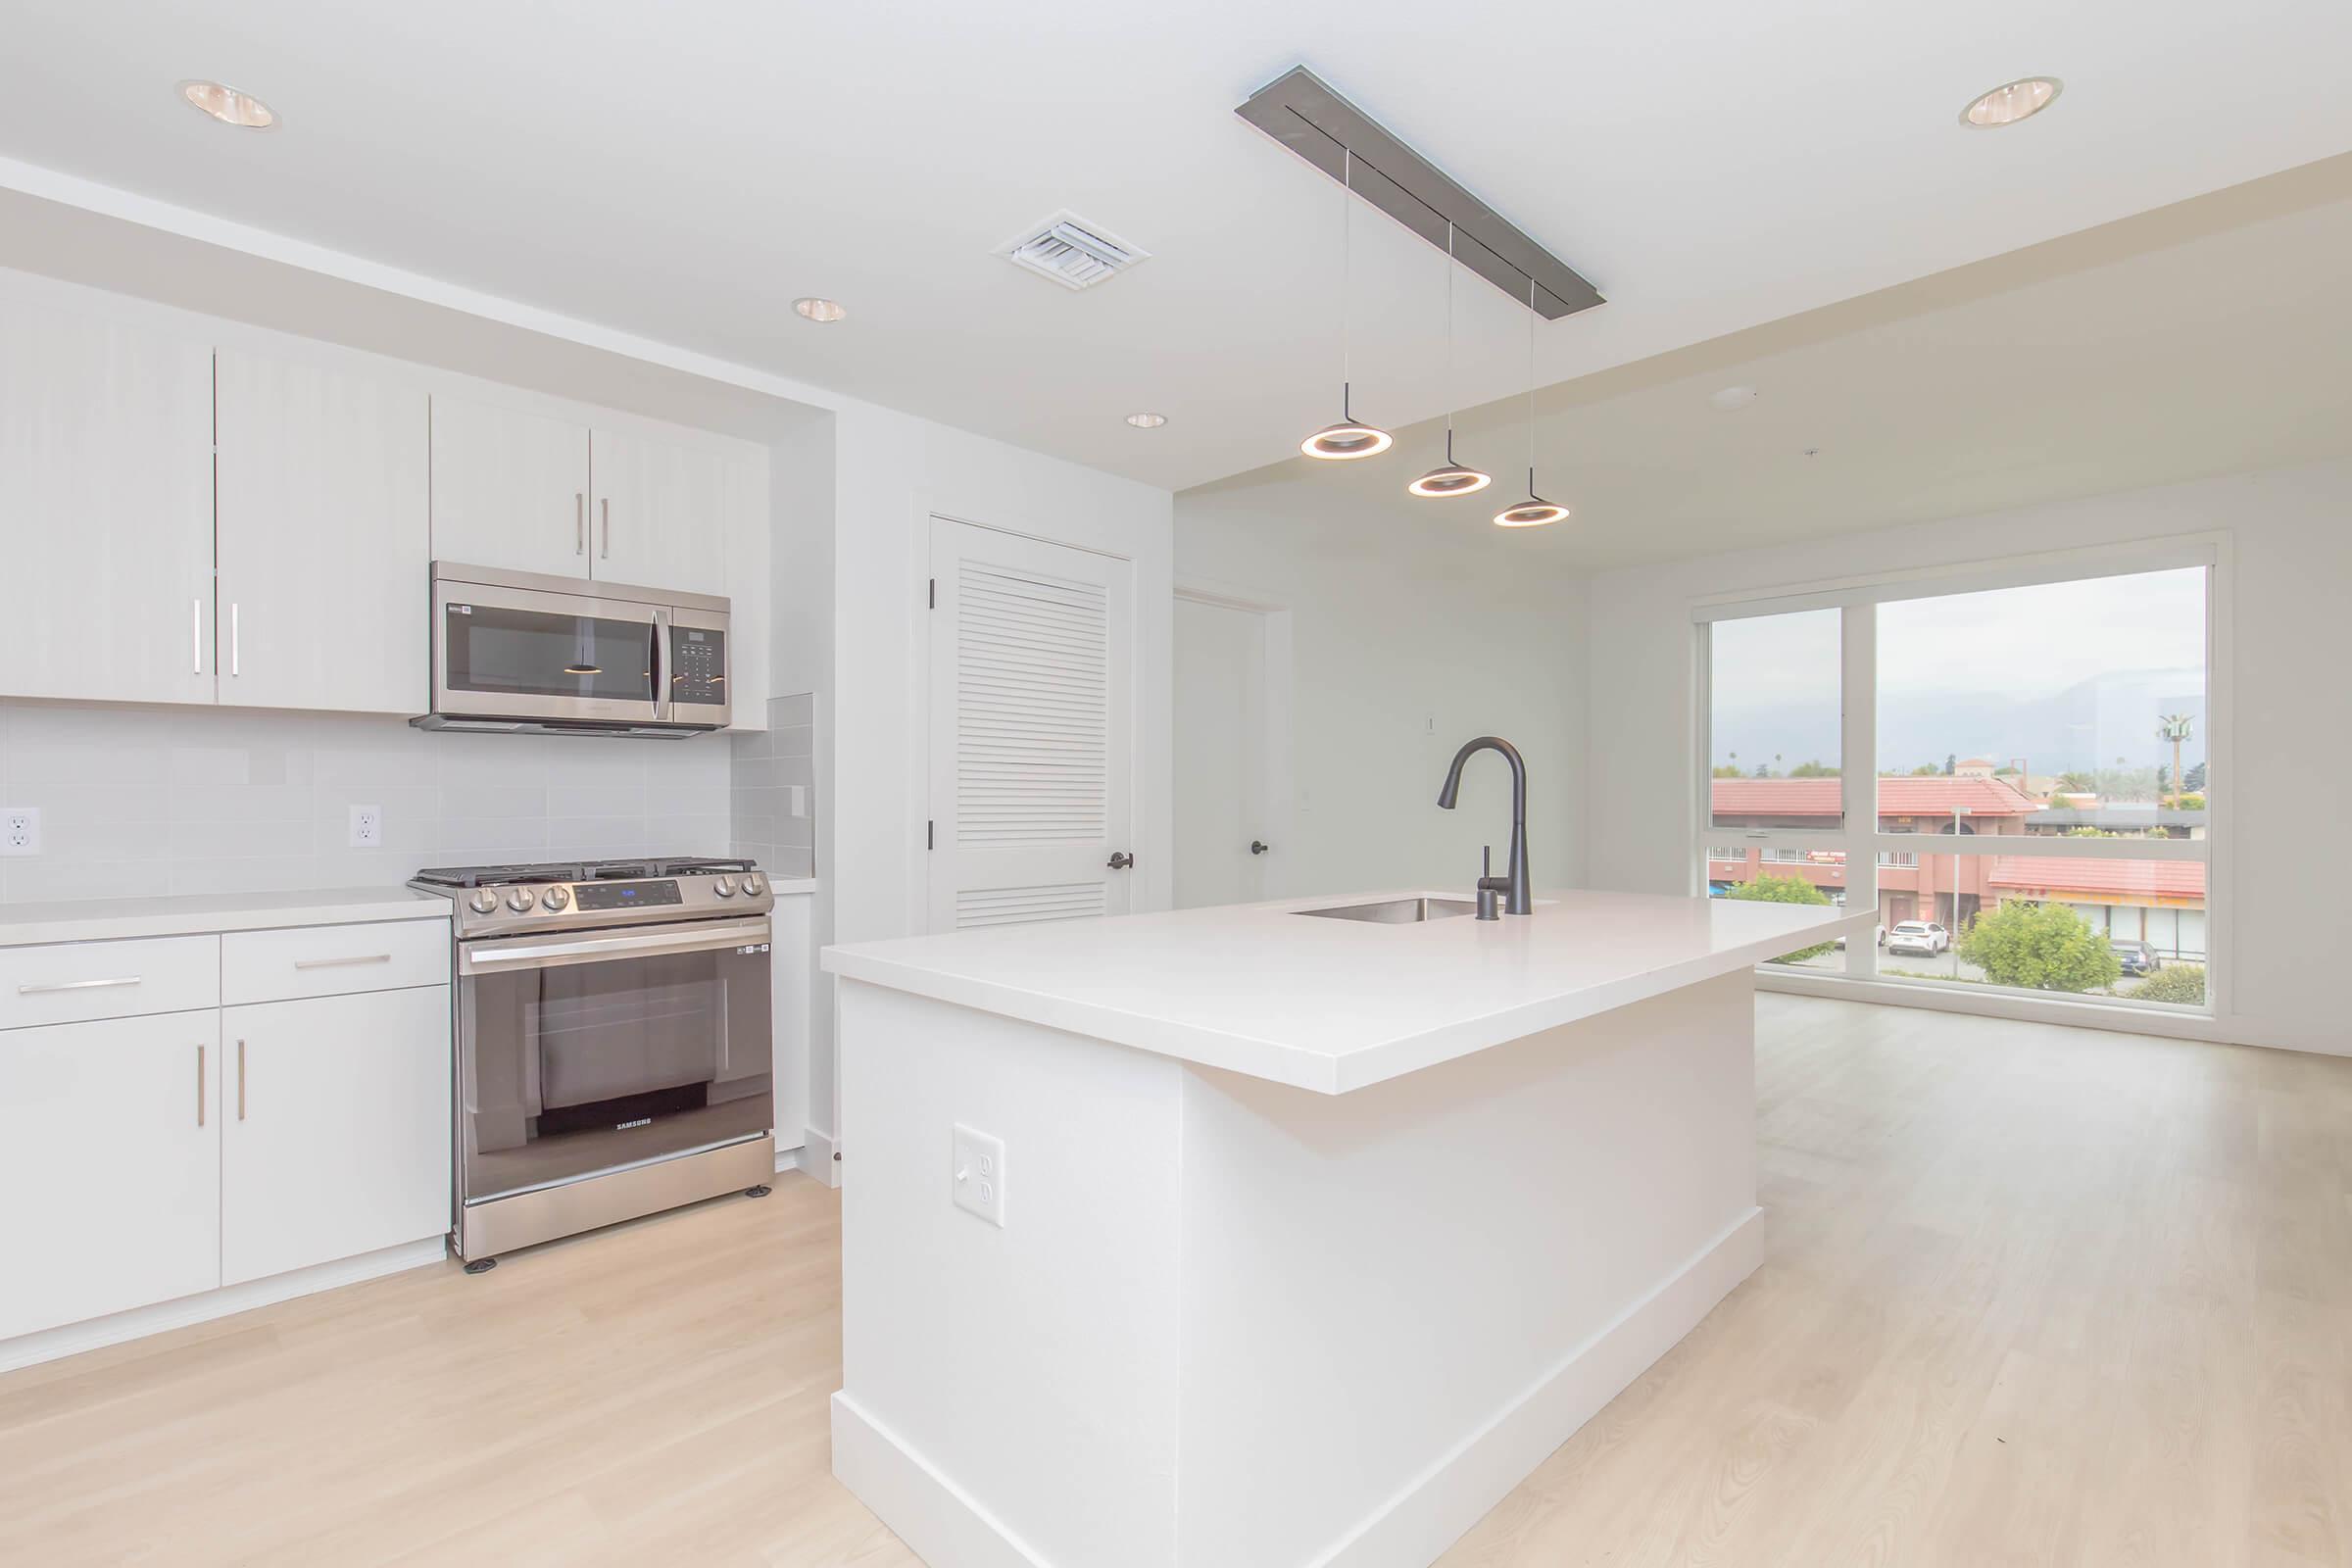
[1437,736,1531,915]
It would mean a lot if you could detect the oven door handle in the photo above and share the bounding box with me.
[459,918,771,974]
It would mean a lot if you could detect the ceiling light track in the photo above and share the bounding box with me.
[1237,66,1602,321]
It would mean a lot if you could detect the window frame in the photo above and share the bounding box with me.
[1690,533,2229,1020]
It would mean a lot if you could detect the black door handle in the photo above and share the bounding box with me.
[1107,852,1135,869]
[1250,841,1269,855]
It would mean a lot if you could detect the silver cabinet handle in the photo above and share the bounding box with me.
[193,598,203,673]
[292,953,392,970]
[600,497,611,560]
[230,603,240,677]
[197,1043,206,1127]
[575,492,585,555]
[17,975,142,996]
[237,1038,247,1121]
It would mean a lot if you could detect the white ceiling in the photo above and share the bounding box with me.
[2,1,2350,494]
[1212,154,2352,571]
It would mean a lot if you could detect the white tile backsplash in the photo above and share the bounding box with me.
[731,693,817,879]
[0,701,736,902]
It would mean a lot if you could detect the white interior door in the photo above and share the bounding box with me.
[0,1011,220,1340]
[928,517,1133,932]
[1173,596,1270,908]
[216,348,430,714]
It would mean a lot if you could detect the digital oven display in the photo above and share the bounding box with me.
[571,880,684,911]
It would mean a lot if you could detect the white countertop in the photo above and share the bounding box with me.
[0,886,451,948]
[825,889,1877,1093]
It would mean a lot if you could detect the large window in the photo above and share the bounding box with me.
[1699,555,2215,1017]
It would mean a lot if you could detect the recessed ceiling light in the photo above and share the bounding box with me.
[1960,77,2062,128]
[179,80,276,129]
[1708,385,1759,412]
[1125,412,1167,429]
[793,297,847,323]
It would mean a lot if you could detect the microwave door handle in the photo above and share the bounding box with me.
[651,610,670,721]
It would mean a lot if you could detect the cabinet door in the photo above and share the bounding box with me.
[0,1012,220,1340]
[217,349,430,713]
[428,394,590,578]
[0,306,215,706]
[220,987,451,1287]
[589,425,729,595]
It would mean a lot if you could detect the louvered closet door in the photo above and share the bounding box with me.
[929,517,1134,933]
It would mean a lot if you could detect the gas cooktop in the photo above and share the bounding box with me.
[412,857,756,890]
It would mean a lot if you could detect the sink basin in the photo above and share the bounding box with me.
[1295,896,1478,924]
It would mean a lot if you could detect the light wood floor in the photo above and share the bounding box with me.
[5,996,2350,1566]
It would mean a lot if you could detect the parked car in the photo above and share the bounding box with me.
[2110,940,2161,977]
[1835,924,1886,952]
[1886,921,1949,956]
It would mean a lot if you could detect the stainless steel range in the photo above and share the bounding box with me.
[410,857,776,1270]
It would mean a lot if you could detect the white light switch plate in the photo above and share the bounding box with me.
[952,1123,1006,1227]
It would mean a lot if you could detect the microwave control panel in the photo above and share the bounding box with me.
[669,627,727,707]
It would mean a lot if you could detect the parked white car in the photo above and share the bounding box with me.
[1885,920,1949,956]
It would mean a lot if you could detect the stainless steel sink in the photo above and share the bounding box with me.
[1294,896,1478,924]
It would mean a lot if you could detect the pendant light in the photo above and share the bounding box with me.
[1408,222,1492,498]
[1492,273,1569,527]
[1300,148,1393,461]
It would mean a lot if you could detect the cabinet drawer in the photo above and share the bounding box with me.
[222,920,449,1004]
[0,935,220,1030]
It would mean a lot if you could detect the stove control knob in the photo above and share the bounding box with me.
[542,886,571,911]
[467,889,499,915]
[741,872,766,897]
[712,875,737,898]
[505,888,535,913]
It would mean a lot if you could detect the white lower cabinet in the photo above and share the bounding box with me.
[0,1011,222,1341]
[220,987,452,1287]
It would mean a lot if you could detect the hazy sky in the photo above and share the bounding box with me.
[1710,568,2208,773]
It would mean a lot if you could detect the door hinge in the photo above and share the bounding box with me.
[928,577,936,609]
[927,819,935,850]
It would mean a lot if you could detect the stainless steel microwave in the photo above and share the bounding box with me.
[414,563,730,737]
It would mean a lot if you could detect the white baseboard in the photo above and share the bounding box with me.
[834,1392,1049,1568]
[1317,1206,1765,1567]
[797,1125,841,1188]
[829,1208,1764,1568]
[0,1236,447,1375]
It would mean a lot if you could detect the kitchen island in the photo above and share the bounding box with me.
[822,888,1872,1568]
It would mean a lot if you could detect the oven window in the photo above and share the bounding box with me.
[444,603,656,704]
[461,942,772,1200]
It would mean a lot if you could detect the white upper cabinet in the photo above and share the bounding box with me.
[589,424,730,597]
[216,349,431,714]
[429,393,592,578]
[0,307,215,706]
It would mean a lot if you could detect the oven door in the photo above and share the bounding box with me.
[455,917,772,1203]
[434,578,662,725]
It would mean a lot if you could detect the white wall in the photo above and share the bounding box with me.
[805,402,1175,1157]
[1173,471,1588,902]
[1582,456,2351,1057]
[0,700,730,902]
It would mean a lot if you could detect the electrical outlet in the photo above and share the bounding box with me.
[348,805,382,848]
[1,807,39,857]
[952,1123,1006,1227]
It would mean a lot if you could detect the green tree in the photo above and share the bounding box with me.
[1725,872,1837,963]
[1909,763,1942,776]
[2129,964,2207,1005]
[1711,764,1745,778]
[1956,903,2122,992]
[1788,760,1839,777]
[2182,762,2207,793]
[2175,793,2206,810]
[2056,770,2096,794]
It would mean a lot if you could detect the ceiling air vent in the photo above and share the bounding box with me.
[997,211,1149,290]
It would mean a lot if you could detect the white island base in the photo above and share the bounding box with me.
[823,886,1855,1568]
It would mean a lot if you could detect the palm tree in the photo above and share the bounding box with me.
[2156,713,2194,807]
